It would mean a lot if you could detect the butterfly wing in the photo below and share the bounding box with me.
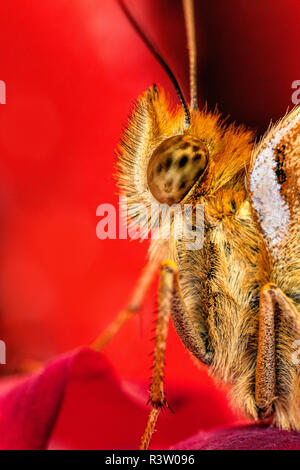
[249,106,300,297]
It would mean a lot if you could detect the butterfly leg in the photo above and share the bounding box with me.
[139,260,176,450]
[92,259,159,351]
[255,283,300,418]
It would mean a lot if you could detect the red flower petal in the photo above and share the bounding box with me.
[172,425,300,450]
[50,350,237,449]
[0,348,237,450]
[0,348,85,450]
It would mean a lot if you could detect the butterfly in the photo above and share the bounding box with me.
[93,0,300,449]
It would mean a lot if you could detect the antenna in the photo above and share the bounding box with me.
[182,0,198,111]
[118,0,191,126]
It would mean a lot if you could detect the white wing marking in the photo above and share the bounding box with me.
[250,110,300,255]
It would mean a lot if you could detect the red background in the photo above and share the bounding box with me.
[0,0,299,397]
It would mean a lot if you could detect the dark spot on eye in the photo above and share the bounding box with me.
[193,146,199,152]
[165,155,173,170]
[232,200,236,211]
[179,180,186,190]
[193,153,202,161]
[164,179,173,192]
[179,155,188,167]
[179,142,190,150]
[156,163,162,174]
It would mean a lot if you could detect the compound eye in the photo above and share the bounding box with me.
[147,135,209,205]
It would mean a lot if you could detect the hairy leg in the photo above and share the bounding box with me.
[139,260,176,450]
[139,257,212,449]
[255,283,300,417]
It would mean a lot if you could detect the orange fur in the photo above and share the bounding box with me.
[117,85,300,430]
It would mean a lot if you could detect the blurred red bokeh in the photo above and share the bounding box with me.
[0,0,299,399]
